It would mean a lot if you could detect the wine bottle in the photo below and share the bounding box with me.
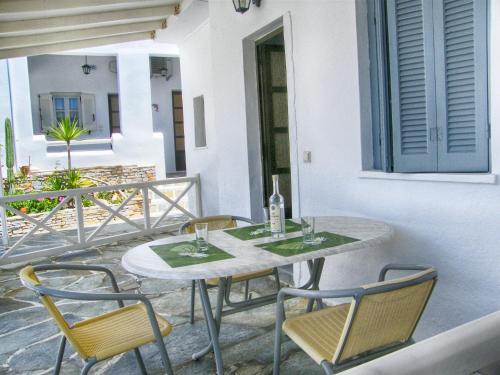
[269,175,285,238]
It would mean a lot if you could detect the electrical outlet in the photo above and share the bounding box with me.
[303,151,312,163]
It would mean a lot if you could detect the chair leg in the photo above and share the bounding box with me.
[190,280,196,324]
[80,358,97,375]
[273,311,284,375]
[53,336,66,375]
[156,338,174,375]
[321,361,334,375]
[244,280,250,301]
[273,268,281,292]
[134,348,148,375]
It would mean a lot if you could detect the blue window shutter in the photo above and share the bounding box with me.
[433,0,489,172]
[386,0,438,172]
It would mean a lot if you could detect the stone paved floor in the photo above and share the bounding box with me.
[0,233,323,375]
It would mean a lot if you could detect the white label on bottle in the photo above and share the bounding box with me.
[270,204,281,232]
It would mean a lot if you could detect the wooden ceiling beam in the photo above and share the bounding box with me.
[0,5,176,36]
[0,20,166,50]
[0,31,155,60]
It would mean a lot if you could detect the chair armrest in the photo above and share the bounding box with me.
[277,287,362,304]
[34,264,121,293]
[378,264,434,282]
[232,216,255,225]
[36,285,165,339]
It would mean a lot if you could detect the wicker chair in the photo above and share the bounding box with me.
[273,264,437,374]
[19,264,174,375]
[179,215,281,324]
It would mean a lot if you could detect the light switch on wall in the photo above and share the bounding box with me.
[303,151,312,163]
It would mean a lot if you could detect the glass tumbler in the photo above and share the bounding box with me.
[301,216,315,244]
[195,223,209,252]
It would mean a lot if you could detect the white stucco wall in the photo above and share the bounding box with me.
[28,54,118,138]
[0,60,11,163]
[179,0,500,340]
[151,57,183,174]
[2,53,167,178]
[178,21,219,215]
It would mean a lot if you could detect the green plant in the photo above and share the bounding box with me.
[5,118,15,193]
[46,117,89,173]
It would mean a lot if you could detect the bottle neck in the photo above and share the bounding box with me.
[272,176,279,195]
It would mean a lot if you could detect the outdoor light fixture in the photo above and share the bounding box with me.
[232,0,260,14]
[81,56,96,75]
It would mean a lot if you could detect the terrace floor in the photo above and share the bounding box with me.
[0,232,323,375]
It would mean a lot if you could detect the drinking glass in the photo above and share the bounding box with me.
[263,207,270,232]
[301,216,315,244]
[195,223,209,252]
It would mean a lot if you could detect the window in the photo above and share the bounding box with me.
[193,95,207,148]
[39,93,97,133]
[367,0,489,173]
[53,95,80,124]
[108,94,121,133]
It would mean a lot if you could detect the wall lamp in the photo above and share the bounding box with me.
[232,0,261,14]
[81,56,96,75]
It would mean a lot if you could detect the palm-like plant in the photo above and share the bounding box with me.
[47,117,89,173]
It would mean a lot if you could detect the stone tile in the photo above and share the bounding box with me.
[0,235,324,374]
[0,320,59,355]
[0,298,31,314]
[0,307,47,335]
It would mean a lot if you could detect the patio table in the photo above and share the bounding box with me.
[122,216,393,374]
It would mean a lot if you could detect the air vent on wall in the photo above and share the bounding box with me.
[150,57,172,80]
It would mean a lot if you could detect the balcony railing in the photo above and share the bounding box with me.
[0,175,202,266]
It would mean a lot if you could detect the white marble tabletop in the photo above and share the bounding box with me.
[121,216,393,280]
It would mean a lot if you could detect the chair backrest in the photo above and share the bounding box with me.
[332,267,437,364]
[19,266,87,357]
[179,215,252,234]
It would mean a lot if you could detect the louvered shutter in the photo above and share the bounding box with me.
[386,0,438,172]
[81,94,97,131]
[433,0,488,172]
[39,94,54,132]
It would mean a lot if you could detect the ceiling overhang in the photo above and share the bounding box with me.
[0,0,180,59]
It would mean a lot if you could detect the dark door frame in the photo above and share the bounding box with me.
[256,35,292,218]
[171,90,186,172]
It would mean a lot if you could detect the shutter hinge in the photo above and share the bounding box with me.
[488,122,491,139]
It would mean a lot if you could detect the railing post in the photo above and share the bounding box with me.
[74,194,86,245]
[194,173,203,217]
[142,187,151,231]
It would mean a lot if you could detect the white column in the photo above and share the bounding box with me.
[8,57,47,169]
[114,53,166,178]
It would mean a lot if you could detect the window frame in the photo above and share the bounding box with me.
[52,93,82,126]
[366,0,490,174]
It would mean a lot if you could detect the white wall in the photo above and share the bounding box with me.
[179,21,219,215]
[3,53,166,177]
[28,55,118,138]
[180,0,500,340]
[0,60,12,166]
[151,57,182,174]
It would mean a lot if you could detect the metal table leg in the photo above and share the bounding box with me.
[193,279,225,375]
[306,257,325,312]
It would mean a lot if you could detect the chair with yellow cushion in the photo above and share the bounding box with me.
[19,264,174,375]
[179,215,281,324]
[273,264,437,374]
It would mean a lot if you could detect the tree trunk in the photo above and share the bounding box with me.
[66,142,71,172]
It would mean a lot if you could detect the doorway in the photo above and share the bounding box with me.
[172,90,186,171]
[256,30,292,218]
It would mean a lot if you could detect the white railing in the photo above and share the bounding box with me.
[0,175,202,266]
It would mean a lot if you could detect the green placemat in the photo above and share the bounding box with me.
[256,231,360,257]
[150,241,233,268]
[224,219,302,240]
